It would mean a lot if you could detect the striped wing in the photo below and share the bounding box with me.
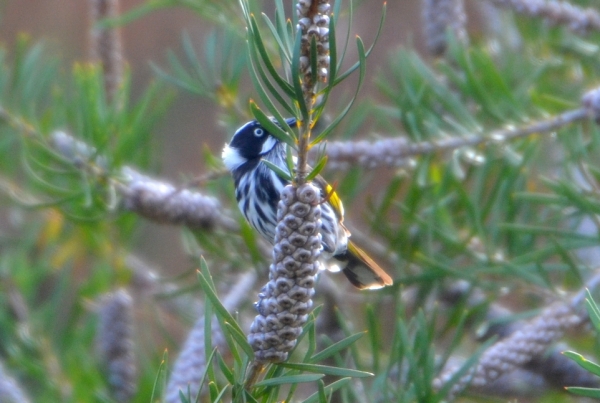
[343,241,394,289]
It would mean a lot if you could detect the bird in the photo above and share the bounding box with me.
[222,118,393,289]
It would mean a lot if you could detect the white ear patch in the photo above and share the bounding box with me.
[222,143,246,172]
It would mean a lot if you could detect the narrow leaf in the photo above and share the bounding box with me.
[585,290,600,332]
[310,332,365,362]
[564,351,600,377]
[196,267,247,343]
[253,374,324,387]
[247,43,297,119]
[566,386,600,398]
[333,3,384,86]
[223,321,256,360]
[244,389,261,403]
[317,380,327,403]
[150,350,168,402]
[217,351,235,384]
[244,19,296,123]
[262,158,292,181]
[311,37,367,145]
[310,35,318,87]
[249,100,296,149]
[291,28,309,122]
[249,15,295,96]
[279,362,373,378]
[211,384,231,402]
[303,378,352,403]
[261,12,292,65]
[286,142,296,178]
[199,348,218,396]
[306,155,328,181]
[328,15,337,86]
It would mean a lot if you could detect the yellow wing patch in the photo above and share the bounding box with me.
[325,183,344,218]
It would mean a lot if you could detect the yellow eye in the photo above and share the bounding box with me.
[253,128,264,137]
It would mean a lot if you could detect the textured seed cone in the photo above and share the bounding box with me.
[297,0,331,87]
[96,289,137,403]
[121,167,237,231]
[248,184,322,363]
[164,316,225,403]
[165,271,255,401]
[422,0,468,56]
[464,342,600,398]
[434,302,583,399]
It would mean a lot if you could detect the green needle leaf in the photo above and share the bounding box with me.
[306,155,328,181]
[262,158,292,181]
[564,351,600,377]
[250,101,297,149]
[310,332,365,362]
[253,374,325,387]
[303,378,352,403]
[279,362,373,378]
[249,15,295,97]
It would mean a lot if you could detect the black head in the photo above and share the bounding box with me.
[222,118,296,172]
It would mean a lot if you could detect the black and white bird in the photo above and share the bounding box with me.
[222,118,393,289]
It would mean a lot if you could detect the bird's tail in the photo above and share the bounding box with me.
[334,241,393,289]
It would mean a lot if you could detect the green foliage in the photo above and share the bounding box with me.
[566,291,600,399]
[239,0,384,180]
[192,256,375,402]
[3,1,600,402]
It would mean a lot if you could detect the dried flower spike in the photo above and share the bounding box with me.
[422,0,468,56]
[165,272,256,402]
[434,302,583,400]
[247,184,322,363]
[297,0,331,92]
[164,316,225,403]
[96,289,137,403]
[121,167,238,231]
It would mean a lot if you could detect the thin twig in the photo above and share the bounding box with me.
[312,108,589,170]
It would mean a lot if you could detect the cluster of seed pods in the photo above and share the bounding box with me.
[297,0,331,85]
[247,184,323,362]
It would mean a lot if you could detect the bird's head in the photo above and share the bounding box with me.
[222,118,296,172]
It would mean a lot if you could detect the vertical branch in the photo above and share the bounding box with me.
[89,0,124,103]
[296,0,331,184]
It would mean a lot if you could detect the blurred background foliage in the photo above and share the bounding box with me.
[1,0,600,402]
